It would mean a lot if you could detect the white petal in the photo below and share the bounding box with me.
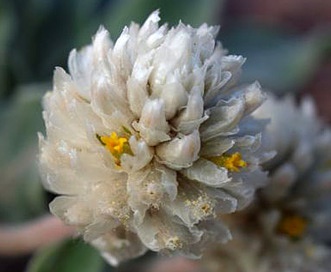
[172,86,206,134]
[224,168,268,210]
[242,81,266,115]
[163,180,215,227]
[68,47,93,100]
[262,163,297,203]
[181,158,231,187]
[133,99,170,146]
[111,27,132,78]
[138,10,161,40]
[121,136,154,172]
[150,28,192,86]
[50,196,93,226]
[156,130,201,170]
[92,26,113,62]
[91,229,147,266]
[158,81,188,119]
[200,97,245,141]
[200,137,234,157]
[91,77,134,130]
[135,209,203,252]
[127,163,177,225]
[127,167,162,225]
[127,53,153,117]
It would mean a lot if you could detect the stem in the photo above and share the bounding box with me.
[0,215,74,256]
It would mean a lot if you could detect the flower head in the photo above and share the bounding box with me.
[39,11,270,265]
[201,95,331,272]
[253,95,331,244]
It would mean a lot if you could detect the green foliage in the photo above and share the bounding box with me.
[0,84,49,222]
[27,239,106,272]
[0,0,225,99]
[100,0,223,39]
[221,24,329,94]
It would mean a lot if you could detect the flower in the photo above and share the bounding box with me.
[254,95,331,244]
[200,94,331,272]
[38,11,270,265]
[202,234,331,272]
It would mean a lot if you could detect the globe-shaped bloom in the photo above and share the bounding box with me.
[39,11,270,265]
[254,95,331,244]
[200,95,331,272]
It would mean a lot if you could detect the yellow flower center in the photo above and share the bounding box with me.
[208,152,247,172]
[99,132,130,165]
[277,214,307,239]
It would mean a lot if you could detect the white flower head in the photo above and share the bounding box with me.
[38,11,270,265]
[202,94,331,272]
[202,233,331,272]
[253,94,331,243]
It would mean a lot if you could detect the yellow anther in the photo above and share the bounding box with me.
[166,236,182,250]
[208,152,247,172]
[277,214,307,239]
[99,132,130,165]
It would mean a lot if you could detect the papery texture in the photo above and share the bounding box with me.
[39,11,270,265]
[201,95,331,272]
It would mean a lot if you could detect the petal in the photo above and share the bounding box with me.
[181,158,231,188]
[200,97,245,141]
[172,86,206,134]
[135,209,203,253]
[242,81,266,115]
[121,136,154,172]
[127,163,177,225]
[156,130,201,170]
[158,81,188,120]
[91,77,134,130]
[150,28,192,86]
[68,47,93,100]
[127,53,153,117]
[50,196,93,227]
[261,163,297,203]
[200,137,234,157]
[223,168,268,210]
[163,179,216,227]
[132,99,171,146]
[127,166,162,225]
[91,228,147,266]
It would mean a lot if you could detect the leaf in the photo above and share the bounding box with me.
[0,83,49,222]
[26,239,106,272]
[6,0,103,87]
[97,0,224,39]
[221,24,329,94]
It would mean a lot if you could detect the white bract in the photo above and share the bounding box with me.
[254,95,331,244]
[202,95,331,272]
[202,232,331,272]
[39,11,270,265]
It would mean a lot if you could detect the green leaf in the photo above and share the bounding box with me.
[27,239,106,272]
[6,0,103,87]
[98,0,224,39]
[221,24,329,94]
[0,83,49,222]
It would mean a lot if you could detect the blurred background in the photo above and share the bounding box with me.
[0,0,330,271]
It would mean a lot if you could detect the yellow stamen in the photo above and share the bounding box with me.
[99,132,130,165]
[277,214,307,239]
[208,152,247,172]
